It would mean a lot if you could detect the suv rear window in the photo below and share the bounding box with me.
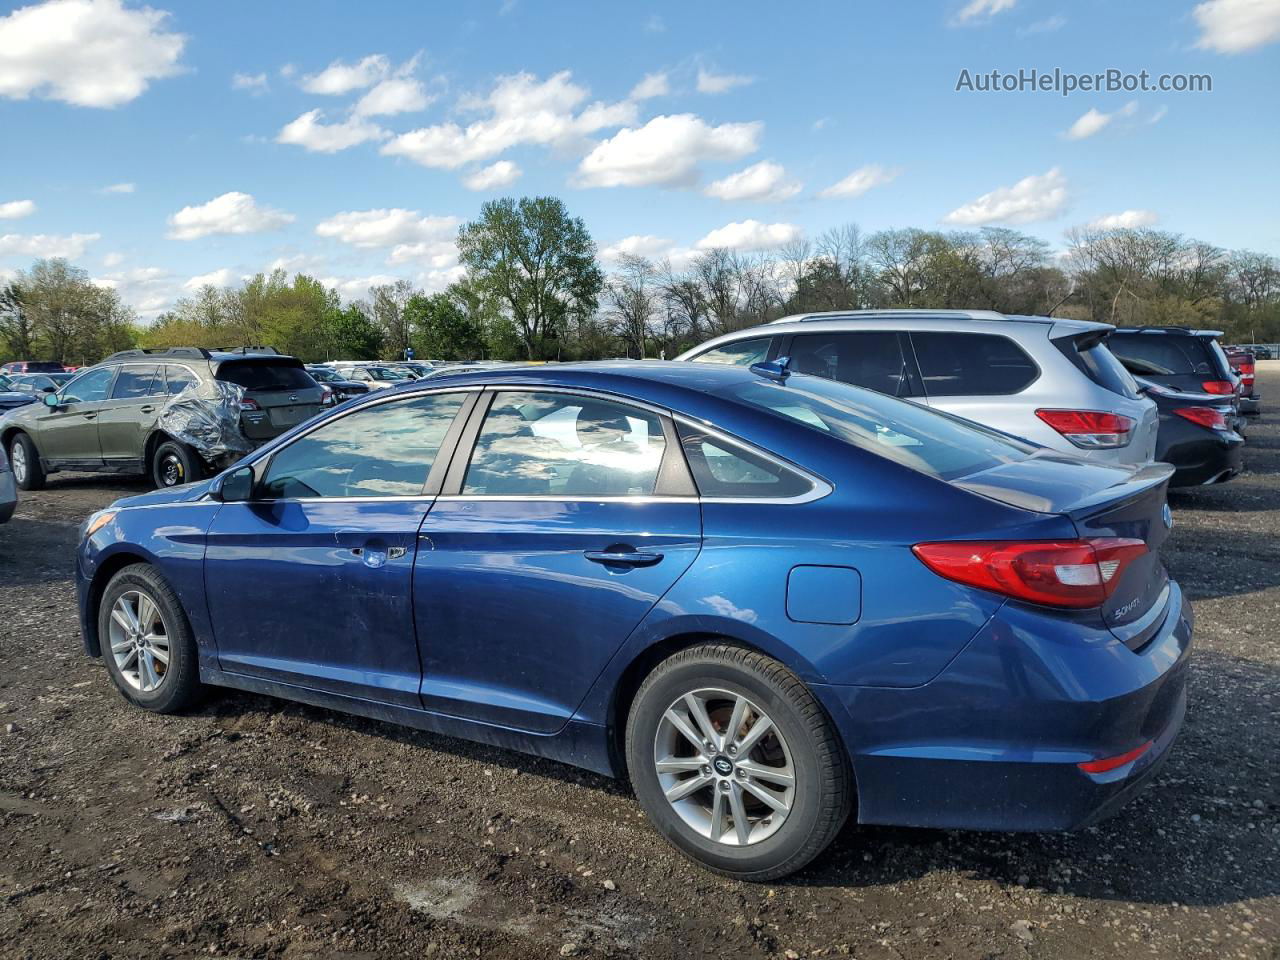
[911,332,1038,396]
[719,376,1033,481]
[1055,334,1140,399]
[1107,333,1226,377]
[216,360,315,391]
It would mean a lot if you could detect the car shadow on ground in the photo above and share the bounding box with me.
[195,644,1277,911]
[1163,524,1280,600]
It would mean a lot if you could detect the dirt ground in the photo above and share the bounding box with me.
[1,370,1277,960]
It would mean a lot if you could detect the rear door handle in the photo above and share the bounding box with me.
[140,405,156,414]
[81,413,96,420]
[584,550,664,567]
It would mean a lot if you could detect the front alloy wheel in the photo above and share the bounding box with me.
[107,590,171,692]
[654,688,795,846]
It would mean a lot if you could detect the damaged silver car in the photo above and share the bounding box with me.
[0,347,325,490]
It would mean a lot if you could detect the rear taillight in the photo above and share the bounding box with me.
[1173,406,1228,430]
[912,538,1148,609]
[239,397,261,411]
[1238,363,1255,389]
[1201,380,1235,395]
[1035,409,1135,449]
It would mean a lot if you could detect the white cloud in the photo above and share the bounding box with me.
[704,161,802,202]
[818,164,902,199]
[314,209,460,253]
[321,273,400,300]
[630,72,670,100]
[276,109,387,153]
[0,200,36,220]
[575,113,762,188]
[1086,210,1159,230]
[942,167,1068,225]
[382,71,635,170]
[952,0,1017,23]
[0,231,99,259]
[696,219,802,251]
[184,267,235,290]
[463,160,521,191]
[696,67,753,94]
[1018,14,1066,35]
[1063,102,1136,140]
[167,192,295,240]
[1193,0,1280,53]
[0,0,184,108]
[100,182,135,194]
[600,234,675,261]
[1149,105,1169,124]
[101,251,124,267]
[300,54,389,95]
[95,265,176,318]
[232,71,268,93]
[353,75,432,116]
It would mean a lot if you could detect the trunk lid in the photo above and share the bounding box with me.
[215,358,325,439]
[954,455,1175,648]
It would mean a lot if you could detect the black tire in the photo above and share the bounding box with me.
[98,564,203,713]
[150,439,204,489]
[626,643,852,881]
[8,432,45,491]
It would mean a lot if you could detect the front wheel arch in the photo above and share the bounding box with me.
[84,552,151,658]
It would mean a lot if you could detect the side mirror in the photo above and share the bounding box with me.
[42,392,61,408]
[211,465,255,502]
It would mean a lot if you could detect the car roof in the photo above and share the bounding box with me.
[764,308,1111,333]
[1111,326,1225,337]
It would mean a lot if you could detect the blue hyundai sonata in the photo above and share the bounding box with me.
[75,361,1191,880]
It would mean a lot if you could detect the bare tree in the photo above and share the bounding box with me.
[603,254,658,358]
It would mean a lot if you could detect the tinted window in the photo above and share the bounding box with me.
[678,427,813,499]
[691,337,773,366]
[790,331,915,397]
[1057,337,1140,399]
[216,360,315,390]
[1107,334,1220,377]
[911,332,1038,396]
[261,392,466,499]
[162,365,198,395]
[61,367,115,404]
[719,377,1032,482]
[307,367,342,383]
[110,364,160,399]
[463,392,666,497]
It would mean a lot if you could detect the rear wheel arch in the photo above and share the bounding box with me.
[84,552,151,657]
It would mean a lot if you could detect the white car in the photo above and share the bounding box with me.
[677,309,1160,466]
[329,363,417,390]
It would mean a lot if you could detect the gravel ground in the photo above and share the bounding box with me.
[1,370,1277,960]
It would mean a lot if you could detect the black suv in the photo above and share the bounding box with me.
[2,347,325,490]
[1107,327,1245,429]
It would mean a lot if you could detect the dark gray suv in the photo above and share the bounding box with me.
[1,347,324,490]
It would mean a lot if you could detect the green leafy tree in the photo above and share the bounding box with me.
[325,302,384,359]
[0,282,34,361]
[456,196,603,359]
[405,291,486,360]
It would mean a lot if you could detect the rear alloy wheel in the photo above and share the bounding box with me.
[98,565,202,713]
[8,433,45,491]
[151,440,203,489]
[627,644,851,881]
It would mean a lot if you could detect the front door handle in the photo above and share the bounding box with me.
[140,405,156,414]
[584,550,664,568]
[82,413,96,420]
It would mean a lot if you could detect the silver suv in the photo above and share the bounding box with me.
[676,310,1159,466]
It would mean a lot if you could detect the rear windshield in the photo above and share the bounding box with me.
[1107,333,1225,377]
[216,360,315,391]
[719,375,1033,481]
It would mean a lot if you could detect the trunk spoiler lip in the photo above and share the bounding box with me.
[1059,461,1173,522]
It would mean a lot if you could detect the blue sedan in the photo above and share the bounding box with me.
[75,361,1191,879]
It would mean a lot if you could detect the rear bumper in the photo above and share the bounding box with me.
[1239,394,1261,415]
[1163,430,1244,487]
[813,581,1193,832]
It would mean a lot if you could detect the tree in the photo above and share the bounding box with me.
[0,282,34,360]
[404,291,486,360]
[603,254,658,358]
[15,259,136,364]
[456,196,603,359]
[325,302,383,359]
[370,279,416,358]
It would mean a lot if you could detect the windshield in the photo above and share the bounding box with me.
[367,366,412,380]
[307,368,342,383]
[719,374,1034,481]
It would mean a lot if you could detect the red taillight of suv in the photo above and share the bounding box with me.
[239,397,261,411]
[1173,406,1228,431]
[912,538,1149,609]
[1200,379,1235,395]
[1237,362,1255,391]
[1034,410,1135,449]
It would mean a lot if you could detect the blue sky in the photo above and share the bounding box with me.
[2,0,1278,319]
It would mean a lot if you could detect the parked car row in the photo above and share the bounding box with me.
[679,311,1257,487]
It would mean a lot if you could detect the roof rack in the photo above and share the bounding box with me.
[102,347,211,362]
[208,345,281,355]
[768,308,1024,325]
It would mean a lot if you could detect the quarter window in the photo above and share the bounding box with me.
[60,367,115,404]
[162,366,197,395]
[790,331,916,397]
[463,392,666,497]
[111,364,160,399]
[677,426,813,499]
[911,332,1038,397]
[260,392,466,499]
[691,337,774,367]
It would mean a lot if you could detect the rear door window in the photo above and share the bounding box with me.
[789,331,918,397]
[911,332,1039,397]
[216,360,315,391]
[110,364,160,399]
[690,337,774,366]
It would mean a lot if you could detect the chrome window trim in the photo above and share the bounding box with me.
[434,494,700,505]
